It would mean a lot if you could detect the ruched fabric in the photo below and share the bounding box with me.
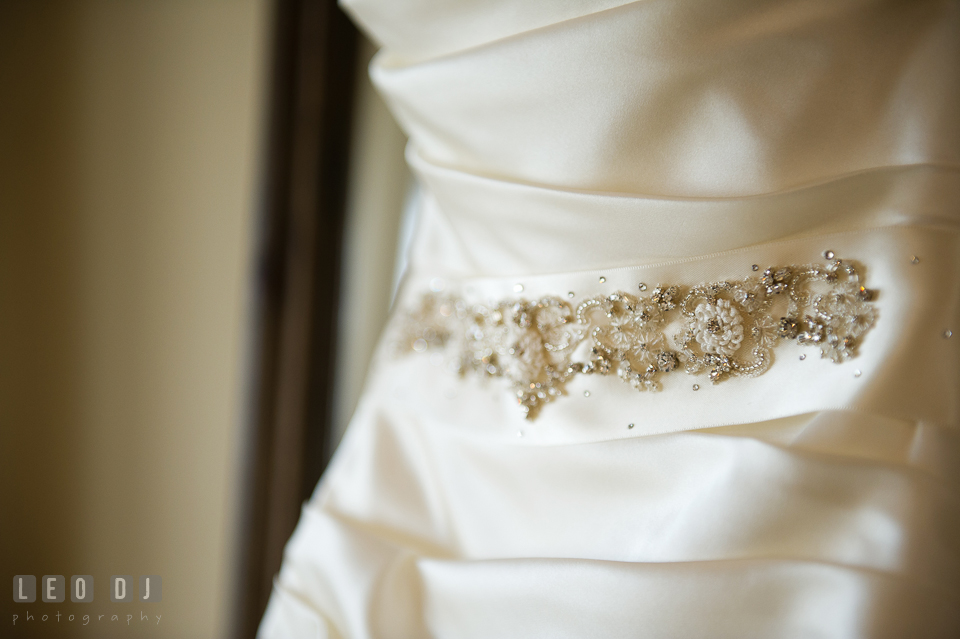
[259,1,960,636]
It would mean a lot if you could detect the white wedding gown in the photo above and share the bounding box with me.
[259,1,960,637]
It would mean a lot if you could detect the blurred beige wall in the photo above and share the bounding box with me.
[0,1,268,637]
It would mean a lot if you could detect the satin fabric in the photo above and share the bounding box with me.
[259,0,960,636]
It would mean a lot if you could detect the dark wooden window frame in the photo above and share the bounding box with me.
[231,1,359,636]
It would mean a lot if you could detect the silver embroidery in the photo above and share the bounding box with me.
[397,257,877,419]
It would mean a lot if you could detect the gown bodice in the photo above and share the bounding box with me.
[258,2,960,637]
[343,0,960,276]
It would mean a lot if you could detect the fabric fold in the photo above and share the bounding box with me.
[406,150,960,275]
[418,556,960,639]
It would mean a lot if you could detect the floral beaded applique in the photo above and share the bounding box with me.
[397,257,877,419]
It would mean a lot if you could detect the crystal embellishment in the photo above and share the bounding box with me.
[398,256,878,419]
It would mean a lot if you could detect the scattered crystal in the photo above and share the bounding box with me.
[639,283,648,291]
[692,384,700,391]
[751,264,759,271]
[651,285,679,311]
[797,316,826,345]
[656,350,679,372]
[945,330,953,339]
[583,390,591,397]
[778,317,799,339]
[599,276,606,283]
[761,266,792,294]
[568,291,575,298]
[513,283,524,293]
[823,250,835,259]
[628,423,635,429]
[799,354,806,360]
[854,369,862,378]
[911,256,920,264]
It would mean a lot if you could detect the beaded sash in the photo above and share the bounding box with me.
[397,255,877,419]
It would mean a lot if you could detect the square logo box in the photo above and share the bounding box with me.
[71,575,94,603]
[140,575,161,602]
[41,575,65,602]
[109,575,134,603]
[12,576,35,603]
